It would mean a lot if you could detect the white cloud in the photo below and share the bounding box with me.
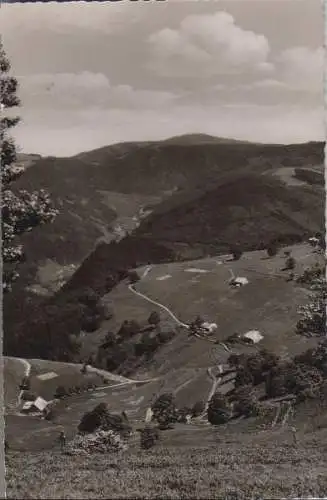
[276,46,323,93]
[0,2,143,35]
[148,11,272,77]
[19,72,177,111]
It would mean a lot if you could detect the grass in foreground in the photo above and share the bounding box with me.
[6,435,327,499]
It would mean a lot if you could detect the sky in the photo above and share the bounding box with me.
[0,0,324,156]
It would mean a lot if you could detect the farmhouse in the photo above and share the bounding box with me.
[22,397,49,414]
[242,330,263,344]
[228,269,249,288]
[201,322,218,334]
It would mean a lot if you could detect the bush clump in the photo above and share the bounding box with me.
[54,385,68,399]
[66,429,127,456]
[78,403,132,437]
[138,426,160,449]
[152,393,178,430]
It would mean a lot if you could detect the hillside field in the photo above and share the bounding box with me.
[4,242,326,498]
[79,243,322,374]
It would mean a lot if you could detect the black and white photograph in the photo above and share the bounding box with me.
[1,0,326,497]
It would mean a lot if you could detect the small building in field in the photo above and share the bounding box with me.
[145,407,153,424]
[22,397,49,414]
[201,322,218,334]
[242,330,263,344]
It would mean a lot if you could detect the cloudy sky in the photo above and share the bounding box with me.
[0,0,324,156]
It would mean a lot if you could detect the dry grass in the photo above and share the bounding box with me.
[6,433,327,499]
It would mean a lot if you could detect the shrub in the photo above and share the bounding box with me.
[138,426,160,449]
[207,393,231,425]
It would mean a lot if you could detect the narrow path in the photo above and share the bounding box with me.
[128,284,190,329]
[6,357,31,409]
[205,365,223,409]
[129,269,233,352]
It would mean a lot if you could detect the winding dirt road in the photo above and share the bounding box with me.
[205,365,223,410]
[128,284,190,329]
[129,266,233,353]
[6,357,31,409]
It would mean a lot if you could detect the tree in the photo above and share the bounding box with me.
[231,247,243,261]
[207,393,231,425]
[54,385,68,399]
[19,376,30,390]
[1,42,58,291]
[148,311,161,326]
[264,361,322,400]
[267,243,278,257]
[138,426,159,450]
[228,353,246,368]
[21,390,37,401]
[234,366,254,388]
[288,363,323,401]
[101,331,117,349]
[191,400,206,417]
[151,393,178,429]
[128,270,140,284]
[297,274,326,338]
[117,320,141,339]
[259,349,280,372]
[78,288,100,308]
[157,330,175,345]
[232,385,259,417]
